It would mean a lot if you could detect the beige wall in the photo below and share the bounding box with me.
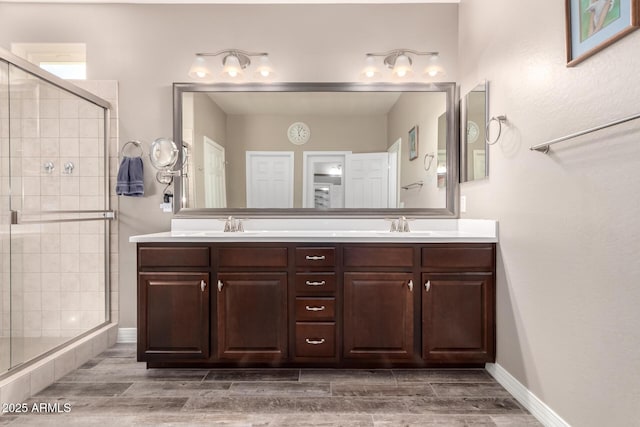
[0,3,459,328]
[226,114,387,208]
[458,0,640,425]
[387,92,446,208]
[192,93,227,208]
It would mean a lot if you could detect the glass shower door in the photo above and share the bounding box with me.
[4,61,110,372]
[0,59,9,372]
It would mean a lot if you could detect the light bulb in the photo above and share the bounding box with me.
[255,55,275,80]
[188,56,211,80]
[222,54,243,79]
[392,54,413,79]
[423,54,445,79]
[360,55,381,81]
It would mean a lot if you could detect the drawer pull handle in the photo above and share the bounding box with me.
[305,305,326,312]
[408,280,413,292]
[217,280,223,292]
[425,280,431,292]
[305,255,326,261]
[305,280,326,286]
[305,338,325,345]
[201,280,207,292]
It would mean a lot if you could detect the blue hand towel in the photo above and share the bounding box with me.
[116,156,144,197]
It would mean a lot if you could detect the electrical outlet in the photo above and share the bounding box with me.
[460,195,467,213]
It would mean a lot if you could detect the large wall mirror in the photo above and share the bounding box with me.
[460,81,488,182]
[173,83,458,217]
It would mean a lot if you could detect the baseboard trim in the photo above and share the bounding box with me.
[117,328,137,343]
[486,363,570,427]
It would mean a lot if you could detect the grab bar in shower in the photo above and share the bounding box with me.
[10,210,116,225]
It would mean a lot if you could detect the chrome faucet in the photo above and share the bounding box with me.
[388,216,411,232]
[223,216,244,232]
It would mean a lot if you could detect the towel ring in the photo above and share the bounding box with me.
[486,115,507,146]
[423,153,435,171]
[121,140,144,157]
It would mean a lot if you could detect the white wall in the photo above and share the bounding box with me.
[0,3,458,329]
[458,1,640,425]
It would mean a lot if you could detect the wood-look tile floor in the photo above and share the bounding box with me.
[3,344,542,426]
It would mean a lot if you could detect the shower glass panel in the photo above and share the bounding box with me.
[1,59,9,372]
[1,54,111,374]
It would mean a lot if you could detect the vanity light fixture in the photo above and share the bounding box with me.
[361,49,444,81]
[188,49,274,81]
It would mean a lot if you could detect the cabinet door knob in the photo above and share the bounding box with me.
[305,255,326,261]
[200,280,207,292]
[217,280,223,292]
[425,280,431,292]
[305,280,326,286]
[408,280,414,292]
[305,338,325,345]
[305,305,326,312]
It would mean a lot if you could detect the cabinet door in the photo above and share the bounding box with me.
[217,272,288,361]
[343,272,414,359]
[422,273,494,363]
[138,272,210,360]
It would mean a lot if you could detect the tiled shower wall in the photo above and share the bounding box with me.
[0,69,118,361]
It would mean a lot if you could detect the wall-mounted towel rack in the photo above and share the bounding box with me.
[401,181,424,190]
[530,111,640,154]
[121,140,144,157]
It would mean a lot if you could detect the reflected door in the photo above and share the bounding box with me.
[246,151,294,208]
[302,152,350,208]
[203,136,226,208]
[345,153,389,208]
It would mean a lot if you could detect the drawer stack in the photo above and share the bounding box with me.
[294,246,337,360]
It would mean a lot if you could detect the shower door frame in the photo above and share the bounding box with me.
[0,46,114,375]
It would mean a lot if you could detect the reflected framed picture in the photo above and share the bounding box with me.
[408,125,418,161]
[566,0,639,66]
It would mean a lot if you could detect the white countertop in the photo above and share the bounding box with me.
[129,219,498,243]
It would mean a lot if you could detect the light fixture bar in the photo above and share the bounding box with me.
[194,49,268,58]
[188,49,272,81]
[361,48,443,81]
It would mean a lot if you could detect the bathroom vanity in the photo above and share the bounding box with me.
[131,219,497,368]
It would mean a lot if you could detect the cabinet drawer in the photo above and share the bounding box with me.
[295,297,336,321]
[138,246,210,269]
[295,322,336,358]
[422,245,494,271]
[295,247,336,267]
[218,247,288,268]
[343,246,414,268]
[295,273,337,294]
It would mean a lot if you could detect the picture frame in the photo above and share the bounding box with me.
[566,0,639,66]
[408,125,418,161]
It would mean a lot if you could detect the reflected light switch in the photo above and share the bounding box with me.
[460,195,467,213]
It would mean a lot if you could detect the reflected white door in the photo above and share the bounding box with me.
[387,139,401,208]
[246,151,294,208]
[345,152,389,208]
[204,136,226,208]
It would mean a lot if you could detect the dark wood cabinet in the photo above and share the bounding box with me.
[138,272,210,360]
[343,272,415,360]
[216,272,288,361]
[136,241,495,368]
[421,244,495,363]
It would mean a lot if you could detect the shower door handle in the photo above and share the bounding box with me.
[10,210,116,225]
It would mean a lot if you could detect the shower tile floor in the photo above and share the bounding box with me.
[2,344,541,426]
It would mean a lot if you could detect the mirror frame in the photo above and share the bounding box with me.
[460,81,489,183]
[172,82,459,217]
